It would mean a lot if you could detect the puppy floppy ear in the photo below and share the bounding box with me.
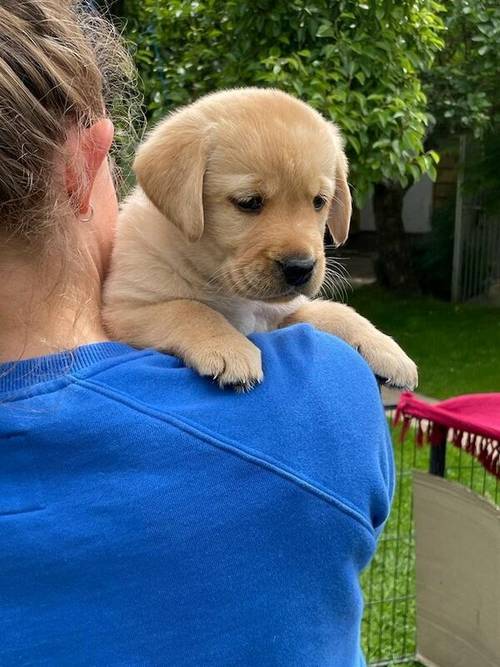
[133,114,208,242]
[327,136,352,246]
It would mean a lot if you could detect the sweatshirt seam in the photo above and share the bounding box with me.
[72,375,376,541]
[0,351,155,402]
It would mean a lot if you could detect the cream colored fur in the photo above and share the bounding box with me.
[103,88,418,390]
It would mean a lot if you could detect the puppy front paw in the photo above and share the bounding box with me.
[355,331,418,390]
[185,335,263,391]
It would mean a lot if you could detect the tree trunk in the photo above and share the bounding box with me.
[373,182,420,292]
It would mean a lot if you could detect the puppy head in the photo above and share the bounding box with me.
[134,88,351,300]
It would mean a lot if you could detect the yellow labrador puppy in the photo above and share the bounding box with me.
[103,88,418,391]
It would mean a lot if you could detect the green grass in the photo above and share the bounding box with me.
[346,285,500,399]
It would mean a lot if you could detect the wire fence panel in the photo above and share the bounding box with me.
[362,418,500,666]
[452,135,500,303]
[459,208,500,302]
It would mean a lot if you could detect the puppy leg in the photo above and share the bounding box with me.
[279,299,418,390]
[104,300,263,390]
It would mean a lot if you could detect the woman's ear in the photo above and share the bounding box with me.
[133,114,208,243]
[66,119,115,215]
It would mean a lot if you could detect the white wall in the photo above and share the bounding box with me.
[359,174,433,233]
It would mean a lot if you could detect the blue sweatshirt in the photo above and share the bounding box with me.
[0,324,394,666]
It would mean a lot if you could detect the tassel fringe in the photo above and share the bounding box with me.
[393,410,500,479]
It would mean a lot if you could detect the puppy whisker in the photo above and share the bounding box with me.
[321,264,352,303]
[323,245,353,254]
[206,265,238,293]
[325,258,350,280]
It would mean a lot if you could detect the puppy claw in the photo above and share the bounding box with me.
[231,380,254,394]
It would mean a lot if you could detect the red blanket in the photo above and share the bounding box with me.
[395,392,500,478]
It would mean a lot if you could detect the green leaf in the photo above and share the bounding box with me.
[427,163,437,182]
[428,150,440,164]
[409,164,421,182]
[316,23,335,38]
[348,135,361,154]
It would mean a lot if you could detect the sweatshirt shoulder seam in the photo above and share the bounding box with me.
[0,351,155,403]
[73,376,376,540]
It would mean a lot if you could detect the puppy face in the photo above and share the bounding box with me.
[134,88,351,302]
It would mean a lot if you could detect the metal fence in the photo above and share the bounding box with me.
[361,414,500,667]
[459,209,500,302]
[451,136,500,303]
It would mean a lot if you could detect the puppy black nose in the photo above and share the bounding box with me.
[278,257,316,286]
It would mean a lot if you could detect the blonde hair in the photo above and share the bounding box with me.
[0,0,139,250]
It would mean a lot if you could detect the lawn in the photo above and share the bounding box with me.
[346,285,500,399]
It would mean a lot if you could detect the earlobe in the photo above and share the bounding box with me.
[134,114,207,243]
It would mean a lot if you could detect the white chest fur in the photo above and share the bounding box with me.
[203,295,307,336]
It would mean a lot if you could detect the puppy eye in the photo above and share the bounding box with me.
[231,196,264,214]
[313,195,327,211]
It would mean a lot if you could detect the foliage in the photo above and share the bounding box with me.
[463,129,500,215]
[425,0,500,137]
[123,0,445,206]
[422,1,500,295]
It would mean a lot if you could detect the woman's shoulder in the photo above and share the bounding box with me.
[2,326,393,535]
[75,325,393,534]
[73,324,388,481]
[74,324,381,424]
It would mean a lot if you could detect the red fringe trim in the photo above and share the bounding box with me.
[393,412,500,479]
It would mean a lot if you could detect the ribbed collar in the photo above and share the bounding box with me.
[0,342,133,394]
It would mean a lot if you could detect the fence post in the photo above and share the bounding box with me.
[451,135,467,302]
[429,435,447,477]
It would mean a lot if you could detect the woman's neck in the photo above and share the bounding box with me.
[0,255,109,363]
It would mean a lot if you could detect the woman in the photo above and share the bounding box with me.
[0,2,394,665]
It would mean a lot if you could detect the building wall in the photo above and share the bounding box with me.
[359,175,434,233]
